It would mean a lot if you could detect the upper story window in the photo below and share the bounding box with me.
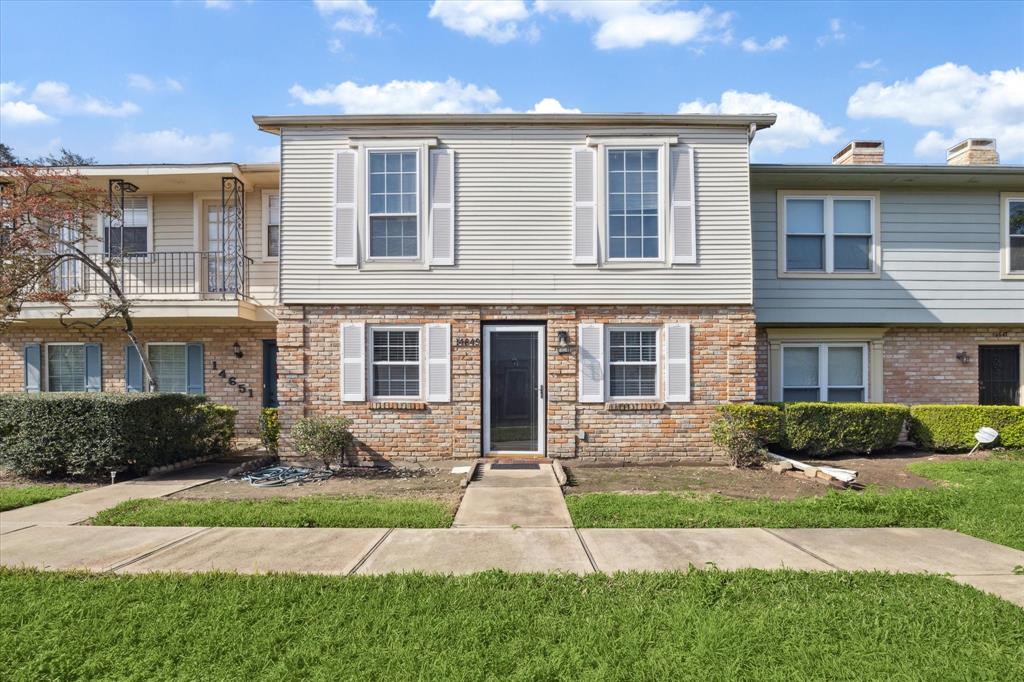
[104,196,149,256]
[368,151,418,259]
[607,149,660,260]
[47,343,86,392]
[607,327,659,398]
[370,327,420,398]
[781,193,877,276]
[265,192,280,260]
[782,343,866,402]
[1004,195,1024,277]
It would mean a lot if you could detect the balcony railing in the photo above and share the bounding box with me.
[45,251,253,300]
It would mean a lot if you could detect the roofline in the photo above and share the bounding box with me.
[751,163,1024,175]
[252,112,778,134]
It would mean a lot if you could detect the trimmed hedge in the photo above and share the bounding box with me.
[259,407,280,454]
[909,404,1024,452]
[711,404,784,466]
[783,402,909,456]
[0,393,236,480]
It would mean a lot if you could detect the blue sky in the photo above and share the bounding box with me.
[1,0,1021,164]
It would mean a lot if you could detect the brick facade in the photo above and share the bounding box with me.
[0,323,276,436]
[755,325,1024,405]
[276,304,756,464]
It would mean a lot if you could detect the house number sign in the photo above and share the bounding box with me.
[455,337,480,348]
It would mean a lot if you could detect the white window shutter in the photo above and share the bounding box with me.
[665,323,691,402]
[577,323,604,403]
[334,150,358,265]
[669,145,696,264]
[340,322,365,401]
[425,323,451,402]
[429,149,455,266]
[572,147,597,264]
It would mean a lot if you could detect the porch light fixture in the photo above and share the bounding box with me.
[557,331,575,355]
[956,351,970,364]
[233,342,244,359]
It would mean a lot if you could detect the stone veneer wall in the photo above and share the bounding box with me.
[754,325,1024,405]
[0,323,275,436]
[276,304,756,464]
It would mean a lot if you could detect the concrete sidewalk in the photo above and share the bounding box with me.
[452,463,572,528]
[2,524,1021,605]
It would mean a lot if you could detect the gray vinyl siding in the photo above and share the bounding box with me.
[753,188,1024,324]
[279,125,753,304]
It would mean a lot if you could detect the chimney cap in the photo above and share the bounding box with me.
[832,140,885,165]
[946,138,999,165]
[947,138,996,156]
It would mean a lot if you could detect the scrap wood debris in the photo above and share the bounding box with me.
[766,452,859,488]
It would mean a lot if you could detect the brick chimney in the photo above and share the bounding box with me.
[946,138,999,166]
[832,140,884,165]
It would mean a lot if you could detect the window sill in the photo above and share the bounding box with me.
[605,401,665,411]
[369,401,428,411]
[778,271,880,280]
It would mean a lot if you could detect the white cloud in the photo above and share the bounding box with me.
[428,1,533,44]
[535,1,733,50]
[31,81,139,117]
[740,35,788,53]
[678,90,842,154]
[528,97,581,113]
[127,74,184,92]
[204,0,234,9]
[289,77,502,113]
[244,145,280,163]
[0,82,55,125]
[856,59,882,70]
[114,129,233,163]
[847,63,1024,159]
[314,0,377,34]
[817,17,845,46]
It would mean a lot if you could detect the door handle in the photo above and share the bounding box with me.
[538,384,545,400]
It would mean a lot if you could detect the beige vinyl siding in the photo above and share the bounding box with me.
[753,188,1024,324]
[244,188,279,307]
[279,125,753,304]
[152,194,195,251]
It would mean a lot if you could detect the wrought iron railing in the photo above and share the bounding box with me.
[45,251,252,299]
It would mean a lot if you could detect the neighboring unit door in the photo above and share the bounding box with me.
[262,340,279,408]
[979,345,1021,406]
[483,325,545,455]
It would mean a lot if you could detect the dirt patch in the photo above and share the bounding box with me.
[171,460,467,508]
[564,450,980,500]
[0,469,100,491]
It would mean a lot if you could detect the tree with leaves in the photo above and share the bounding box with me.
[0,144,96,167]
[1,165,158,387]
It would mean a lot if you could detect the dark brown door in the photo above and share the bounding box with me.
[979,345,1020,405]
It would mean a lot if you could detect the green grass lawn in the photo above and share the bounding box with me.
[568,453,1024,550]
[90,495,454,528]
[0,485,79,512]
[1,569,1020,681]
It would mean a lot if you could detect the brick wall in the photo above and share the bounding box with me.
[276,304,756,464]
[0,323,276,436]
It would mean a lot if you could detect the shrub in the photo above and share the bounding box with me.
[197,403,237,455]
[909,405,1024,452]
[259,407,280,454]
[711,404,783,467]
[782,402,909,456]
[0,393,232,480]
[291,416,353,469]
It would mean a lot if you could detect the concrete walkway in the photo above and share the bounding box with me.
[453,463,571,528]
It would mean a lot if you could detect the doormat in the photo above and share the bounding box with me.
[490,463,541,470]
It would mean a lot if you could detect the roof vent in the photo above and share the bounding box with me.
[832,140,884,165]
[946,138,999,166]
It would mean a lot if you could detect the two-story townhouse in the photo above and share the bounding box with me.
[752,139,1024,408]
[1,163,282,436]
[253,113,776,462]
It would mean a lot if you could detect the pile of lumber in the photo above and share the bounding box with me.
[766,452,858,488]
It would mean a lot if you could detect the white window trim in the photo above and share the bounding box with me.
[364,147,422,263]
[604,325,661,401]
[780,342,869,403]
[777,190,881,279]
[1000,193,1024,280]
[367,325,424,401]
[145,342,188,394]
[98,194,154,257]
[603,145,667,264]
[44,342,86,393]
[261,190,280,262]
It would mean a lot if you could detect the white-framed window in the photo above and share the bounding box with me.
[1003,194,1024,276]
[607,147,660,261]
[606,326,659,399]
[263,191,280,260]
[148,343,188,394]
[781,194,877,274]
[369,326,421,398]
[46,343,86,392]
[104,195,151,256]
[781,343,868,402]
[367,149,419,259]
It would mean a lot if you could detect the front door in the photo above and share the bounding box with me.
[483,325,545,455]
[262,340,279,408]
[979,345,1021,405]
